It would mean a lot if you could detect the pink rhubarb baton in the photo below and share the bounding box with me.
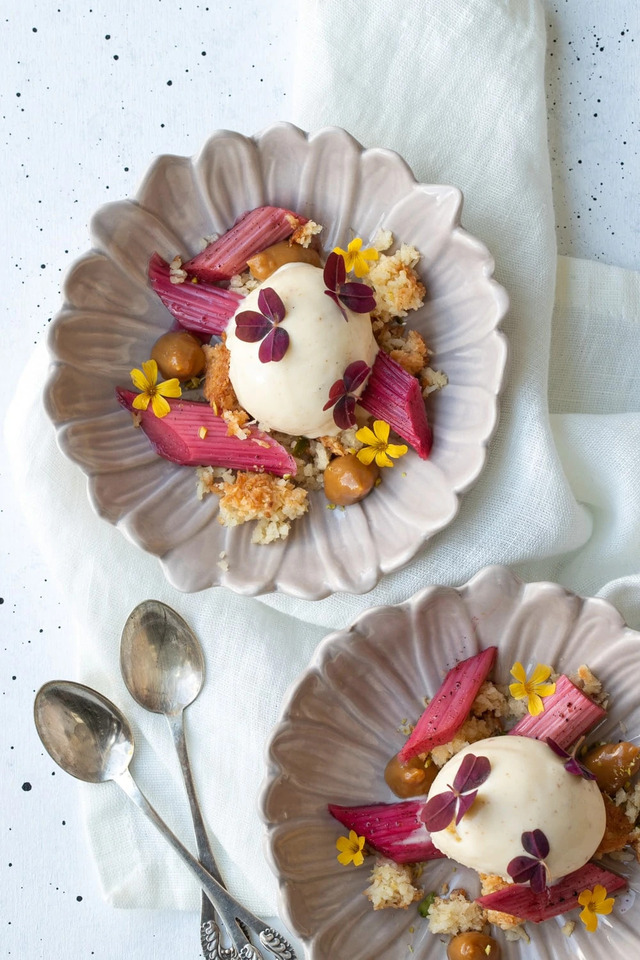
[328,800,444,865]
[398,647,498,764]
[183,206,307,282]
[509,674,607,751]
[148,253,242,337]
[116,388,296,475]
[476,861,626,923]
[358,350,433,459]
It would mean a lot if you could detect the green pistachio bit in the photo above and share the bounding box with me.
[417,892,436,918]
[292,436,310,457]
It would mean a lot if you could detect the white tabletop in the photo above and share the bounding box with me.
[1,1,638,957]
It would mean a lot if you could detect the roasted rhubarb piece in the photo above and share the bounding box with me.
[183,206,306,282]
[398,647,498,764]
[359,350,432,458]
[509,675,606,751]
[148,253,242,337]
[116,388,296,475]
[328,800,444,864]
[476,861,626,923]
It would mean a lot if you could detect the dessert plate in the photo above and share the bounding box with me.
[260,565,639,959]
[44,123,508,598]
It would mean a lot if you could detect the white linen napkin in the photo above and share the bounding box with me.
[5,0,640,924]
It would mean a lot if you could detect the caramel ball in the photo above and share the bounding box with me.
[323,454,379,506]
[384,753,438,799]
[582,741,640,795]
[447,932,501,960]
[150,330,206,381]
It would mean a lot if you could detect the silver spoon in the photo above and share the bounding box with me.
[120,599,235,959]
[33,680,296,960]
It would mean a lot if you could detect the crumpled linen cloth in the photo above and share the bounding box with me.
[5,0,640,924]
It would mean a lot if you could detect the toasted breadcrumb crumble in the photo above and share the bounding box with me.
[222,408,251,439]
[202,342,239,413]
[369,244,426,323]
[570,663,609,708]
[431,715,503,768]
[372,228,394,252]
[364,858,423,910]
[291,219,323,247]
[229,270,260,296]
[169,255,188,284]
[427,890,485,935]
[216,472,308,544]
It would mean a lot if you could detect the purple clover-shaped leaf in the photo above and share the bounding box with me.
[323,251,377,320]
[322,360,371,430]
[546,737,597,781]
[235,286,289,363]
[421,753,491,833]
[507,829,550,894]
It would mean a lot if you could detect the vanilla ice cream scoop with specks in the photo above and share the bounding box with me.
[427,736,606,881]
[226,262,378,438]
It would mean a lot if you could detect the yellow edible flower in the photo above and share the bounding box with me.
[334,237,379,277]
[356,420,408,469]
[509,662,556,716]
[336,830,366,867]
[578,884,615,932]
[130,359,181,418]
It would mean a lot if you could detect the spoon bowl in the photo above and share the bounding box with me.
[120,600,204,716]
[34,680,134,783]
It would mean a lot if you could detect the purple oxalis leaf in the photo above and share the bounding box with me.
[454,790,478,825]
[258,286,285,325]
[453,754,492,795]
[323,251,346,290]
[421,792,457,833]
[333,394,356,430]
[235,310,272,343]
[324,288,349,321]
[343,360,371,393]
[258,325,289,363]
[546,738,597,781]
[508,855,548,892]
[339,282,378,314]
[522,828,550,860]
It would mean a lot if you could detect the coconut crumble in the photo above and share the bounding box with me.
[365,858,423,911]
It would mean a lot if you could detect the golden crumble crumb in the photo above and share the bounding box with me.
[291,219,323,247]
[472,681,509,719]
[364,858,423,911]
[222,408,250,439]
[202,342,238,413]
[217,472,308,544]
[369,244,426,323]
[427,890,485,935]
[228,270,260,296]
[169,255,187,284]
[431,715,502,767]
[570,664,608,707]
[372,228,394,252]
[421,366,449,396]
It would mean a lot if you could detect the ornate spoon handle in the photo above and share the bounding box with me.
[114,768,297,960]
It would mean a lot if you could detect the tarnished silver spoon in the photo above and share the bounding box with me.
[120,600,233,959]
[33,680,295,960]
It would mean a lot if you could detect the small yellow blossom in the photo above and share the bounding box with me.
[336,830,366,867]
[334,237,379,277]
[356,420,408,468]
[130,359,181,418]
[509,662,556,716]
[578,884,615,932]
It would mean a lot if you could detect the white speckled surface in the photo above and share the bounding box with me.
[0,1,638,958]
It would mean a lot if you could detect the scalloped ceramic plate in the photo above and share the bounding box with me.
[261,566,639,959]
[44,124,508,598]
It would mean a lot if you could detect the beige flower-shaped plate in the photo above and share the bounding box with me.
[44,123,508,598]
[260,566,639,958]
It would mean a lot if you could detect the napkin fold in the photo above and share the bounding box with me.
[6,0,640,927]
